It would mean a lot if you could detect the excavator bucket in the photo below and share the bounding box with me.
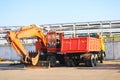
[29,51,40,66]
[27,51,50,68]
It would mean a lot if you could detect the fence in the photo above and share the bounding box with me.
[0,38,120,60]
[105,36,120,60]
[0,44,35,60]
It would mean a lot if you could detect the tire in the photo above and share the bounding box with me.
[100,59,103,63]
[102,52,106,60]
[85,54,95,67]
[65,59,75,67]
[94,54,98,66]
[47,56,56,67]
[90,54,95,67]
[85,60,90,67]
[100,53,103,63]
[74,62,79,66]
[99,51,106,63]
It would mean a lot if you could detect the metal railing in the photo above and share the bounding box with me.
[41,20,120,37]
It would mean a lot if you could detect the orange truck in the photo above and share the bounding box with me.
[6,24,105,67]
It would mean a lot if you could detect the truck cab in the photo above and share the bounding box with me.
[47,31,63,53]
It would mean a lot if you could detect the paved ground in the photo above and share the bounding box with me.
[0,60,120,80]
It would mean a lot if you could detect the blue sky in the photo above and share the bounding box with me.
[0,0,120,26]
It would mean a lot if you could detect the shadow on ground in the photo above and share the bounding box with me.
[53,61,120,71]
[0,63,24,70]
[0,60,120,71]
[76,63,120,70]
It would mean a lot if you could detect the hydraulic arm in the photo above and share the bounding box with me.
[6,24,46,65]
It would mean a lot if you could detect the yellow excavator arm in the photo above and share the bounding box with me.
[6,24,46,65]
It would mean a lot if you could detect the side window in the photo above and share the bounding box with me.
[56,33,61,48]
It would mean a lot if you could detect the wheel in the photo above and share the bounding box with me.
[100,58,103,63]
[94,54,98,66]
[85,54,95,67]
[99,51,106,63]
[57,54,65,65]
[90,54,95,67]
[100,53,103,63]
[47,56,56,67]
[65,59,75,67]
[102,52,106,60]
[74,62,79,66]
[85,60,90,67]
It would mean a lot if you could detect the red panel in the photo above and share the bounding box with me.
[61,36,101,53]
[78,37,87,51]
[61,37,88,53]
[61,39,70,52]
[70,39,78,51]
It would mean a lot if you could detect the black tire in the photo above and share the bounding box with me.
[99,51,106,63]
[94,54,98,66]
[90,54,95,67]
[85,54,95,67]
[102,52,106,60]
[85,60,90,67]
[100,53,103,63]
[100,59,103,63]
[94,57,97,66]
[74,62,79,66]
[47,56,56,67]
[65,59,75,67]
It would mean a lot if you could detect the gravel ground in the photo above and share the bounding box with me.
[0,60,120,80]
